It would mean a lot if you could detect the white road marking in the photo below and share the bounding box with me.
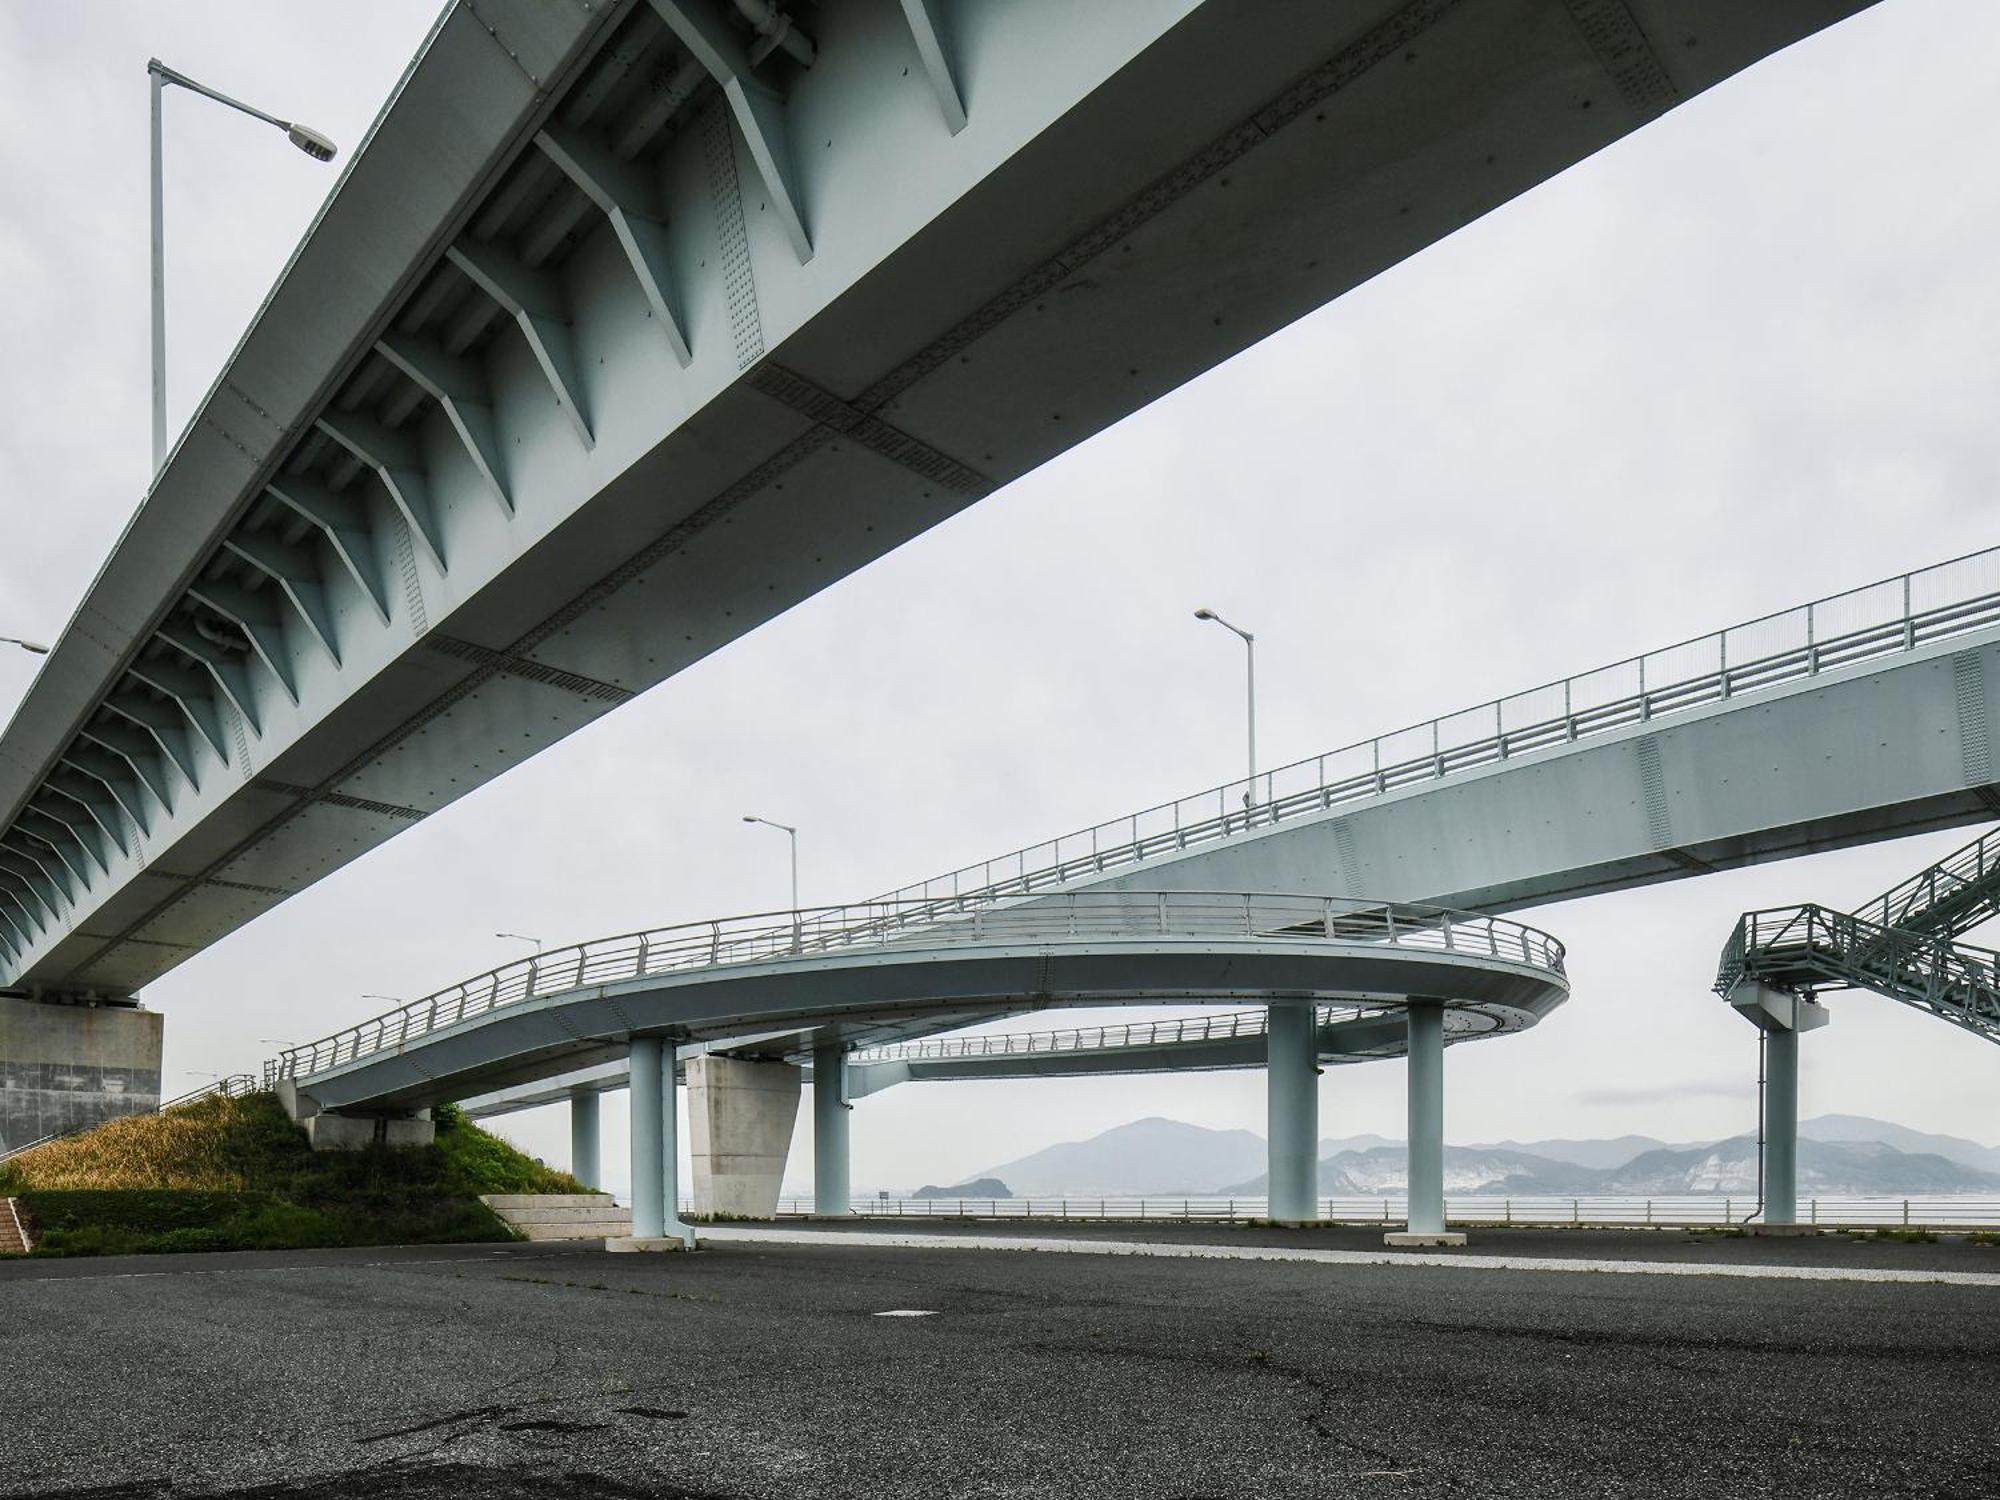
[697,1225,2000,1287]
[872,1309,939,1317]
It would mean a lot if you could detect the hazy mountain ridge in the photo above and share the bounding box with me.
[976,1116,2000,1197]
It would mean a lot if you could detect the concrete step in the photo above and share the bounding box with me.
[489,1203,631,1226]
[479,1193,630,1243]
[512,1219,635,1241]
[0,1198,29,1254]
[478,1200,616,1224]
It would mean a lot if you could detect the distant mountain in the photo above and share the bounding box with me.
[1464,1134,1677,1171]
[1225,1137,2000,1197]
[1222,1145,1593,1197]
[914,1177,1012,1200]
[1800,1114,2000,1175]
[982,1117,2000,1198]
[975,1117,1264,1195]
[1600,1137,2000,1196]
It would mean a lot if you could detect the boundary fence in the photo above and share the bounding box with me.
[770,1195,2000,1229]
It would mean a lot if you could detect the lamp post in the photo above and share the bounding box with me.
[149,59,337,473]
[1,637,48,656]
[1194,608,1256,812]
[741,816,799,912]
[495,933,544,955]
[743,815,800,951]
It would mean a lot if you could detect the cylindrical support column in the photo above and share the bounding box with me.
[629,1036,665,1239]
[813,1040,850,1217]
[1764,1027,1800,1227]
[1265,1001,1319,1224]
[1405,1002,1446,1236]
[569,1088,601,1190]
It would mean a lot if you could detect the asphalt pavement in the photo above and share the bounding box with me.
[2,1228,1996,1498]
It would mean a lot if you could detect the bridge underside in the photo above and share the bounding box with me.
[0,0,1876,997]
[458,999,1506,1118]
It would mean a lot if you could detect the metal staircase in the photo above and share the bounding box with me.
[1715,825,2000,1047]
[1851,825,2000,939]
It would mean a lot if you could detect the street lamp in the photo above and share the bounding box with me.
[149,59,338,472]
[741,816,800,912]
[1194,608,1257,812]
[495,933,544,956]
[1,637,48,656]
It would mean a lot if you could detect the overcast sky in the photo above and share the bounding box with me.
[4,2,1998,1197]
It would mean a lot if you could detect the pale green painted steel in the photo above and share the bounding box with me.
[1264,1001,1318,1225]
[813,1039,850,1217]
[629,1036,666,1239]
[1406,1002,1446,1236]
[569,1087,600,1191]
[1765,1027,1800,1227]
[0,0,1885,998]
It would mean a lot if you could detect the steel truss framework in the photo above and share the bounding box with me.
[1716,822,2000,1046]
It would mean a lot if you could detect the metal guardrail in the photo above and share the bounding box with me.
[1716,904,2000,1045]
[0,1072,259,1164]
[773,1195,2000,1229]
[875,545,2000,909]
[271,893,1565,1084]
[848,999,1487,1065]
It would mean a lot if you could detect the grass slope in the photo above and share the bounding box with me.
[0,1093,579,1256]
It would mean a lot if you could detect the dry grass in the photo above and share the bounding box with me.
[4,1094,256,1191]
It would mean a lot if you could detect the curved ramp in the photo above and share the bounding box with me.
[273,893,1567,1113]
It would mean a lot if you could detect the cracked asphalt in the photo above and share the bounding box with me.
[2,1231,1997,1498]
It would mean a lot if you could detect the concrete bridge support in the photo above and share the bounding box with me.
[1389,1001,1462,1247]
[688,1055,801,1221]
[0,998,162,1153]
[1726,982,1830,1231]
[813,1041,850,1218]
[1265,1002,1319,1225]
[619,1035,692,1249]
[569,1088,600,1191]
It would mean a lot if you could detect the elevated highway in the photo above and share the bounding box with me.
[879,545,2000,917]
[0,0,1878,998]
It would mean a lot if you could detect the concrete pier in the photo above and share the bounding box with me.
[1387,1001,1463,1247]
[623,1036,691,1246]
[569,1088,601,1190]
[687,1055,801,1221]
[1265,1001,1318,1225]
[1726,980,1829,1230]
[813,1041,850,1218]
[0,998,162,1153]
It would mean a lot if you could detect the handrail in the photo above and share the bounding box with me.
[270,892,1565,1085]
[873,545,2000,910]
[845,998,1491,1064]
[851,1002,1372,1063]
